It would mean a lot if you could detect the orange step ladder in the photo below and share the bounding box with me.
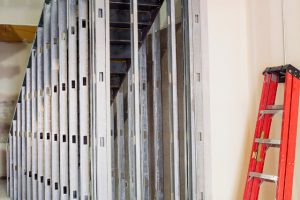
[244,65,300,200]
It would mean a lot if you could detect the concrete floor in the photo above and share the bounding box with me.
[0,178,9,200]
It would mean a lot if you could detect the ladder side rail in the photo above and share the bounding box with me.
[276,72,293,200]
[251,74,279,199]
[244,73,273,199]
[283,76,300,200]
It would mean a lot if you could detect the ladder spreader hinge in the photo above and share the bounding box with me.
[264,64,300,82]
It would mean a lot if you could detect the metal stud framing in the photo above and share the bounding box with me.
[167,0,180,198]
[183,0,206,198]
[6,136,9,196]
[78,0,90,199]
[31,49,38,200]
[90,0,97,195]
[58,0,69,198]
[127,67,136,199]
[43,5,52,200]
[13,120,17,200]
[37,27,45,200]
[21,87,26,199]
[139,41,150,199]
[6,0,206,199]
[50,0,60,199]
[130,0,142,198]
[116,88,125,200]
[17,103,21,200]
[92,0,112,198]
[111,105,115,200]
[152,15,164,200]
[68,0,79,198]
[6,133,9,196]
[9,129,13,199]
[26,68,32,200]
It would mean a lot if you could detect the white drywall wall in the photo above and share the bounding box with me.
[206,0,300,199]
[206,0,251,199]
[0,42,32,97]
[0,0,43,25]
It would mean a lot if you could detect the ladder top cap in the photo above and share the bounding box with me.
[263,64,300,80]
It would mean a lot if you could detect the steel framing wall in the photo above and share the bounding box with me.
[6,0,208,199]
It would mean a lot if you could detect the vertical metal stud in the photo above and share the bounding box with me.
[26,68,32,200]
[9,129,13,199]
[6,138,9,196]
[17,103,22,200]
[182,0,206,198]
[116,88,125,200]
[152,15,164,200]
[21,86,27,199]
[139,41,150,199]
[43,4,52,200]
[127,67,136,199]
[37,27,45,200]
[31,49,38,200]
[68,0,79,198]
[13,120,17,200]
[167,0,180,198]
[79,0,90,198]
[182,0,193,197]
[51,0,60,199]
[111,105,115,200]
[89,0,97,198]
[94,0,112,198]
[58,0,69,198]
[130,0,141,198]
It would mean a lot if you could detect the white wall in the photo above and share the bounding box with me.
[0,42,32,97]
[0,0,43,25]
[206,0,300,199]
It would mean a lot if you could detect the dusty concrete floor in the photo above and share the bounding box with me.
[0,178,9,200]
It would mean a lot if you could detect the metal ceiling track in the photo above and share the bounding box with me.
[6,0,207,199]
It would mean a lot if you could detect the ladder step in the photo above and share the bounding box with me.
[255,138,281,147]
[249,172,278,183]
[260,105,283,115]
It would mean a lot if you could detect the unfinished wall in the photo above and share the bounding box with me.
[0,42,33,177]
[206,0,300,199]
